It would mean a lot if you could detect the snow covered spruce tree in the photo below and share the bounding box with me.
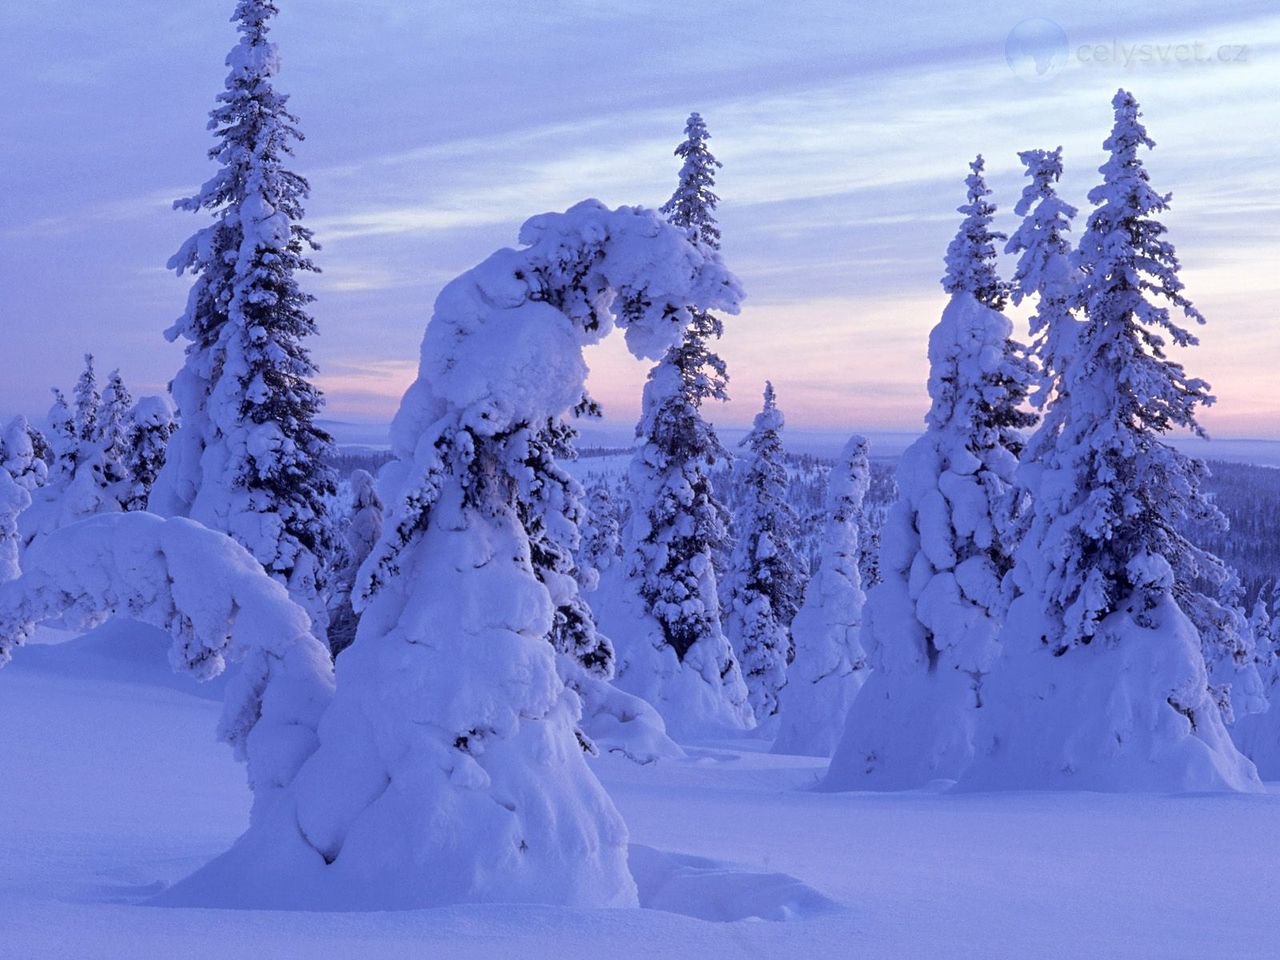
[325,468,383,657]
[576,481,623,591]
[0,467,30,584]
[600,112,752,737]
[159,201,742,910]
[773,434,870,757]
[20,363,131,547]
[122,395,177,511]
[97,369,134,484]
[824,159,1035,790]
[962,91,1260,792]
[1004,146,1080,473]
[72,354,100,447]
[723,382,807,722]
[512,419,682,763]
[0,417,48,493]
[151,0,338,643]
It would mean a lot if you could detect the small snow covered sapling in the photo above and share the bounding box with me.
[123,395,177,512]
[576,481,623,591]
[824,157,1034,790]
[724,382,807,722]
[773,435,870,758]
[152,0,338,643]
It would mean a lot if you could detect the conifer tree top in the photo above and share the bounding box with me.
[942,155,1008,311]
[1006,146,1077,303]
[1078,88,1207,363]
[748,380,784,437]
[171,0,308,235]
[660,111,722,249]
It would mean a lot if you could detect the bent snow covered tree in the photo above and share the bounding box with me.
[158,200,742,910]
[0,512,335,798]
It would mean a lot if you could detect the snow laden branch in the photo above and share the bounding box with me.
[0,512,334,794]
[161,200,742,911]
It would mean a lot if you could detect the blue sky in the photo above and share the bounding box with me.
[2,1,1277,438]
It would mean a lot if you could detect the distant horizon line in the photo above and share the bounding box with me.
[316,417,1280,445]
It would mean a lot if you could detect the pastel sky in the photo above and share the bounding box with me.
[2,1,1277,439]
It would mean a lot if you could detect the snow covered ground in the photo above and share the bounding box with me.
[3,624,1278,959]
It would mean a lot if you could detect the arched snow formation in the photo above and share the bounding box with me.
[0,512,335,797]
[161,200,743,910]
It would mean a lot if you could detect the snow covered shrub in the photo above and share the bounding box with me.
[159,200,741,910]
[1190,569,1265,726]
[724,382,807,722]
[602,113,752,738]
[151,0,338,642]
[773,435,870,757]
[962,91,1260,793]
[824,159,1034,791]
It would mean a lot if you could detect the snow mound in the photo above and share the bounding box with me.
[961,585,1262,793]
[629,845,840,922]
[574,669,686,764]
[14,617,227,702]
[1232,708,1280,780]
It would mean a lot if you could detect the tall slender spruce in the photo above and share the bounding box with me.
[152,0,337,641]
[620,112,751,733]
[724,382,806,721]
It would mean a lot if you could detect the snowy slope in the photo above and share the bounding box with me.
[2,634,1279,959]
